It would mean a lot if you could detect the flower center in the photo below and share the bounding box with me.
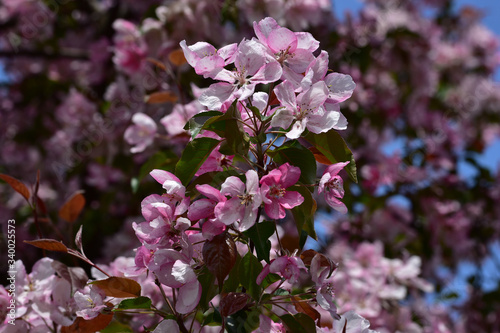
[238,193,254,206]
[269,185,286,198]
[326,178,342,192]
[275,46,294,64]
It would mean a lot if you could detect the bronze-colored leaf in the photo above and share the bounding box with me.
[61,312,113,333]
[202,232,237,290]
[59,191,85,223]
[91,277,141,298]
[300,250,338,278]
[220,292,250,317]
[168,48,187,66]
[145,91,178,104]
[24,239,68,252]
[291,296,321,322]
[308,147,332,165]
[0,174,30,201]
[146,57,167,71]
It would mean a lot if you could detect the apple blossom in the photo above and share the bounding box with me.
[318,162,350,214]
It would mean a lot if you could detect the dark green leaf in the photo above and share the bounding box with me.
[270,140,317,187]
[139,151,178,181]
[244,221,275,263]
[197,266,218,311]
[116,296,152,310]
[100,320,134,333]
[304,131,357,183]
[184,111,223,138]
[290,186,317,249]
[175,137,220,186]
[280,313,316,333]
[223,254,241,293]
[239,252,263,300]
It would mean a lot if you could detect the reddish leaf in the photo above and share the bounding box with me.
[0,174,30,201]
[168,48,187,66]
[291,296,321,322]
[59,191,85,223]
[24,239,68,252]
[61,313,113,333]
[145,91,178,104]
[300,250,338,278]
[36,195,48,215]
[91,277,141,298]
[220,292,250,317]
[146,57,167,71]
[202,232,237,290]
[308,147,332,165]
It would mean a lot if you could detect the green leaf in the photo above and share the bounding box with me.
[116,296,152,310]
[100,320,134,333]
[280,313,316,333]
[239,252,263,301]
[244,221,275,263]
[205,102,249,156]
[290,185,317,249]
[270,140,317,187]
[197,266,218,312]
[223,254,241,294]
[304,131,357,183]
[175,137,220,186]
[138,151,178,181]
[184,111,223,138]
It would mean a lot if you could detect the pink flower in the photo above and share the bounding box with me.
[214,170,262,231]
[260,163,304,219]
[199,39,282,110]
[180,40,237,79]
[271,80,336,139]
[149,169,189,213]
[310,254,340,320]
[334,311,378,333]
[124,113,157,153]
[188,184,226,221]
[153,249,202,314]
[153,319,180,333]
[256,255,307,285]
[318,162,349,214]
[74,286,107,320]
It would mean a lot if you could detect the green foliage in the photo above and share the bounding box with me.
[175,137,220,185]
[244,221,275,263]
[290,185,317,249]
[305,131,358,183]
[269,140,317,187]
[116,296,152,310]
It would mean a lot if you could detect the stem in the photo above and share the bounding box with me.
[274,221,284,256]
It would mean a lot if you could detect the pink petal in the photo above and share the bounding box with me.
[264,199,285,220]
[324,73,356,103]
[220,176,245,197]
[278,190,304,209]
[325,161,350,176]
[214,197,244,225]
[150,169,181,186]
[278,163,301,188]
[325,194,348,214]
[176,281,202,314]
[196,184,225,202]
[187,199,216,221]
[199,82,235,110]
[267,27,298,54]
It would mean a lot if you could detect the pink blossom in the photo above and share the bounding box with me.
[188,184,226,221]
[214,170,262,231]
[74,286,107,320]
[153,249,201,314]
[318,162,349,214]
[149,169,189,212]
[334,311,378,333]
[199,39,282,110]
[180,40,237,78]
[256,255,307,285]
[310,254,340,319]
[260,163,304,219]
[112,19,147,75]
[271,80,335,139]
[124,113,157,153]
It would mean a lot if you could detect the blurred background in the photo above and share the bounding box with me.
[1,0,499,331]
